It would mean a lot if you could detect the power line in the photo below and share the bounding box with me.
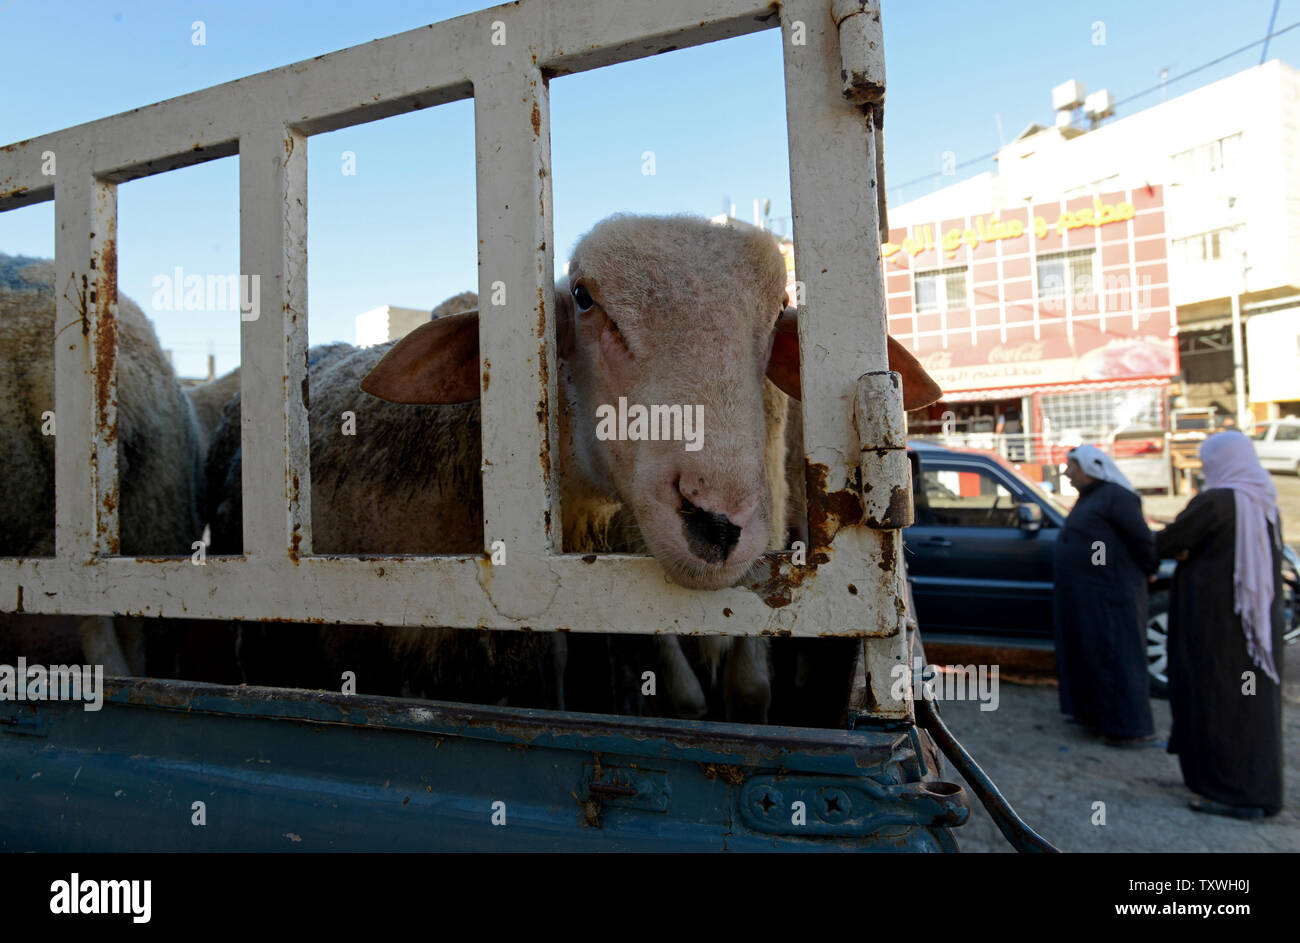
[1261,0,1282,64]
[1113,18,1300,109]
[891,19,1300,196]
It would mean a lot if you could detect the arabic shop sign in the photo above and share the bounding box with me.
[883,198,1137,261]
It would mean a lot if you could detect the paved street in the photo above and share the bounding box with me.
[934,602,1300,854]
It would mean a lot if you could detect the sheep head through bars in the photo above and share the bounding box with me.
[361,214,942,591]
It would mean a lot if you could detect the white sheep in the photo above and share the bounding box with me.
[0,253,206,676]
[350,213,939,721]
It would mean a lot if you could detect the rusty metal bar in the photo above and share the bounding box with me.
[780,0,908,715]
[53,171,119,557]
[473,59,558,564]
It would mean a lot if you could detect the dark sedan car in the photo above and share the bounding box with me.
[903,440,1300,695]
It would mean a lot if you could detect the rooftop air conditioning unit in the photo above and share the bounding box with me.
[1052,79,1086,112]
[1084,89,1114,122]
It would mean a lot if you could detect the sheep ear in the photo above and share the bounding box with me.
[766,307,802,400]
[888,336,943,410]
[764,308,944,410]
[360,310,480,404]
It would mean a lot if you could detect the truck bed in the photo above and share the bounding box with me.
[0,678,966,852]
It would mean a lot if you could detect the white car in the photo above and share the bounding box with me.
[1252,419,1300,474]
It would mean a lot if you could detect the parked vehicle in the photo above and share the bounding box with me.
[904,440,1300,696]
[1252,418,1300,474]
[1107,426,1174,495]
[1169,407,1217,492]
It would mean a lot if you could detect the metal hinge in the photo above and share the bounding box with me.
[832,0,888,237]
[854,372,913,529]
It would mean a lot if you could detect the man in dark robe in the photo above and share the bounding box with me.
[1155,430,1285,817]
[1053,446,1159,744]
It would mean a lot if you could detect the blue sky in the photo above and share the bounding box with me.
[1,0,1297,377]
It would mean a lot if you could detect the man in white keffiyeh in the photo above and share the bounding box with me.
[1067,444,1137,495]
[1054,444,1158,745]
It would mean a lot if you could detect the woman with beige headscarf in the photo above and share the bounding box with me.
[1155,430,1285,818]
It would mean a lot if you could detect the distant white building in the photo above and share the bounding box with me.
[889,59,1300,420]
[354,305,430,347]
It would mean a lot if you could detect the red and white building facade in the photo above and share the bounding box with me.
[883,185,1178,469]
[881,58,1300,472]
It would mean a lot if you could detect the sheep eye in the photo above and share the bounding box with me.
[573,284,595,312]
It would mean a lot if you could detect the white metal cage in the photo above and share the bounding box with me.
[0,0,914,717]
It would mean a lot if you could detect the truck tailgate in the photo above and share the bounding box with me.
[0,679,966,852]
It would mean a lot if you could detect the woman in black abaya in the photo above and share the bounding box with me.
[1155,430,1285,818]
[1053,445,1159,744]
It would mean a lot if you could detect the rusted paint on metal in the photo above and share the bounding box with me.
[699,762,746,786]
[78,274,90,336]
[746,458,868,609]
[92,231,121,555]
[15,585,22,613]
[481,356,490,392]
[805,460,864,558]
[529,101,541,136]
[877,529,895,574]
[536,287,551,485]
[290,471,303,561]
[121,680,196,710]
[886,483,909,524]
[92,237,117,442]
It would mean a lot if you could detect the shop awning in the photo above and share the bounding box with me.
[938,376,1170,403]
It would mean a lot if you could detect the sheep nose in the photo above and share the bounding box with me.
[680,497,743,564]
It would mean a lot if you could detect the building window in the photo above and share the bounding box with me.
[918,468,1019,528]
[915,267,968,314]
[1173,227,1241,265]
[1039,388,1164,444]
[1037,249,1096,305]
[1171,133,1242,179]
